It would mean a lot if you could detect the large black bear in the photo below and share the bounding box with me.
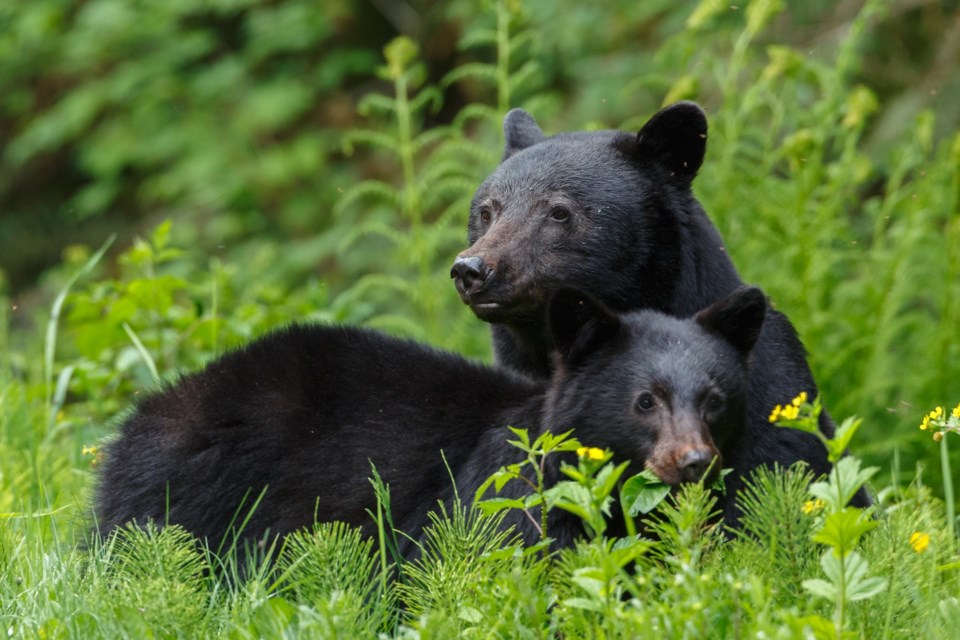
[94,287,766,561]
[450,102,868,505]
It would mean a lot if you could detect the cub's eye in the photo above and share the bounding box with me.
[705,394,724,412]
[635,392,656,413]
[479,207,492,223]
[549,205,571,222]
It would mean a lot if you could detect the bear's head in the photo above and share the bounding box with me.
[542,284,766,486]
[451,102,710,327]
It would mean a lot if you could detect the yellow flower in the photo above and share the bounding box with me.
[780,404,800,421]
[909,531,930,553]
[952,403,960,420]
[82,445,98,457]
[920,415,930,430]
[769,404,782,423]
[577,446,605,461]
[802,499,825,515]
[791,392,808,407]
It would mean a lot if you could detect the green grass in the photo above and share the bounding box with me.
[2,0,959,636]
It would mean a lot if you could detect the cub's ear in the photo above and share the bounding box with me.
[503,108,546,160]
[634,101,708,184]
[548,288,623,366]
[695,286,767,356]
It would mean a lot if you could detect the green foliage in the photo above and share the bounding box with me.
[771,394,885,638]
[620,469,673,518]
[96,523,210,636]
[272,521,395,636]
[474,427,581,541]
[545,449,631,541]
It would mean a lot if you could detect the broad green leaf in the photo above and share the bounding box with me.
[563,597,605,613]
[595,461,631,500]
[621,471,671,516]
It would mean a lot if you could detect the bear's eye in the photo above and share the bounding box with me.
[479,207,492,223]
[705,394,724,412]
[635,392,656,412]
[549,205,571,222]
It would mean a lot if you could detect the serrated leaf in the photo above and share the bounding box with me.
[813,507,879,555]
[507,426,531,448]
[848,575,887,601]
[842,551,887,601]
[827,416,863,463]
[545,480,591,510]
[809,457,878,512]
[475,497,526,514]
[522,493,544,509]
[802,578,837,601]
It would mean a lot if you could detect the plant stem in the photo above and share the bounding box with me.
[835,553,846,640]
[942,434,956,548]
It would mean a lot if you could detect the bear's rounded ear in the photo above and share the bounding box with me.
[634,101,708,184]
[694,286,767,356]
[548,288,623,366]
[503,108,546,160]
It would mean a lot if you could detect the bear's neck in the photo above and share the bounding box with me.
[668,203,745,317]
[491,322,554,379]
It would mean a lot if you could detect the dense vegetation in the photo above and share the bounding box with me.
[1,0,958,636]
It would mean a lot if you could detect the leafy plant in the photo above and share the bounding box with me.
[473,427,581,541]
[771,393,886,639]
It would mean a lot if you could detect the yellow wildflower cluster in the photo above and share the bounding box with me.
[802,498,825,515]
[576,446,606,461]
[919,406,944,430]
[909,531,930,553]
[769,391,809,423]
[919,402,960,442]
[82,445,103,468]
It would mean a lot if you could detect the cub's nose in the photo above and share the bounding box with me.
[450,256,489,294]
[678,449,716,483]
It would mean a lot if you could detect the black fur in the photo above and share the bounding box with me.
[94,288,766,560]
[450,102,869,507]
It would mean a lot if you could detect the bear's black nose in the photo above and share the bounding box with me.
[679,449,715,483]
[450,256,489,293]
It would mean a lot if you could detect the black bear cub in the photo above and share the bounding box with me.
[451,102,869,506]
[94,287,766,559]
